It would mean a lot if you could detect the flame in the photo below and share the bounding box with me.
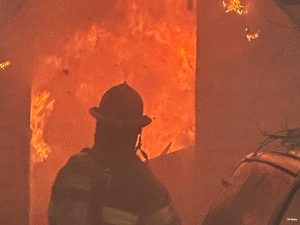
[30,91,55,163]
[222,0,244,15]
[245,28,260,42]
[0,60,11,70]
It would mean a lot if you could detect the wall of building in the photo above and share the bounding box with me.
[0,55,31,225]
[0,1,33,224]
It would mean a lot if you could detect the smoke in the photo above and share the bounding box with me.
[1,0,119,58]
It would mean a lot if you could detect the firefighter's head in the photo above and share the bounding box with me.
[90,82,152,152]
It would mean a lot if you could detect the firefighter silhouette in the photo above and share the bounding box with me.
[48,82,181,225]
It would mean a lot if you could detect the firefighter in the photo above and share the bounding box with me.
[48,82,181,225]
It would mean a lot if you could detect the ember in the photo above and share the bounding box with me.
[0,60,11,70]
[30,91,55,163]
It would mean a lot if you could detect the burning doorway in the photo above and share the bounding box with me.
[29,1,196,225]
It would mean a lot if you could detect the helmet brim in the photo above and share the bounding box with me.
[89,107,152,127]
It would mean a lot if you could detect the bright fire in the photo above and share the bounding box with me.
[30,91,55,163]
[222,0,244,15]
[0,60,11,70]
[31,0,195,161]
[245,28,260,42]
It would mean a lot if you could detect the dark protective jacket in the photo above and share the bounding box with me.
[48,149,181,225]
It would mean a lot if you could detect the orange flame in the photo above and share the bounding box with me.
[0,60,11,70]
[222,0,244,15]
[245,28,260,42]
[30,91,55,163]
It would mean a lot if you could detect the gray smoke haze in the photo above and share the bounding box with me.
[1,0,120,62]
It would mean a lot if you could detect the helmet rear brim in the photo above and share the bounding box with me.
[89,107,152,127]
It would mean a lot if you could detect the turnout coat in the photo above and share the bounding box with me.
[48,148,181,225]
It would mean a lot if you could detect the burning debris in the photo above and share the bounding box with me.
[222,0,260,42]
[0,60,11,70]
[222,0,244,15]
[30,91,55,163]
[245,28,260,42]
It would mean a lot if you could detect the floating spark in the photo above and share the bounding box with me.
[245,28,260,42]
[0,61,11,70]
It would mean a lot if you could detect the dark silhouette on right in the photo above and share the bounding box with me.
[201,128,300,225]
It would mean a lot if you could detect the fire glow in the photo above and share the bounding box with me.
[0,60,11,70]
[30,91,55,163]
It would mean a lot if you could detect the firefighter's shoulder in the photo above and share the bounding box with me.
[138,163,181,224]
[54,149,99,192]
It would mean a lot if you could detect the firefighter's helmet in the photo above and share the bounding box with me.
[90,82,152,128]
